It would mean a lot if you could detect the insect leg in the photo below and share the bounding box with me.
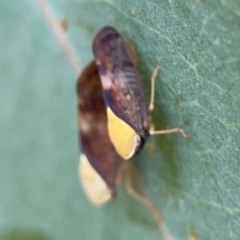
[149,127,190,138]
[122,162,175,240]
[148,65,161,112]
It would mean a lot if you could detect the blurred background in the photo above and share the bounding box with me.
[1,0,240,240]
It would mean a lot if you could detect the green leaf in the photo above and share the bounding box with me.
[1,0,240,240]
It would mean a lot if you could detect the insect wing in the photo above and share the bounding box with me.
[92,26,148,132]
[77,61,122,202]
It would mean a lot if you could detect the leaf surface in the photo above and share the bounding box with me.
[0,0,240,239]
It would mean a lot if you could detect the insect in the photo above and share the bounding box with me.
[77,26,189,205]
[92,26,189,160]
[77,61,122,205]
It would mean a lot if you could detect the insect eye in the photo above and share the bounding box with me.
[134,135,145,156]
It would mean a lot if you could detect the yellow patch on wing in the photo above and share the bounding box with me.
[79,154,112,206]
[107,107,140,160]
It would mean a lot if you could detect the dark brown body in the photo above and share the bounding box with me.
[77,61,122,191]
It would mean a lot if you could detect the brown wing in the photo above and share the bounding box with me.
[92,26,149,135]
[77,61,122,191]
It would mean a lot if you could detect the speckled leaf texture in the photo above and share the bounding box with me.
[0,0,239,240]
